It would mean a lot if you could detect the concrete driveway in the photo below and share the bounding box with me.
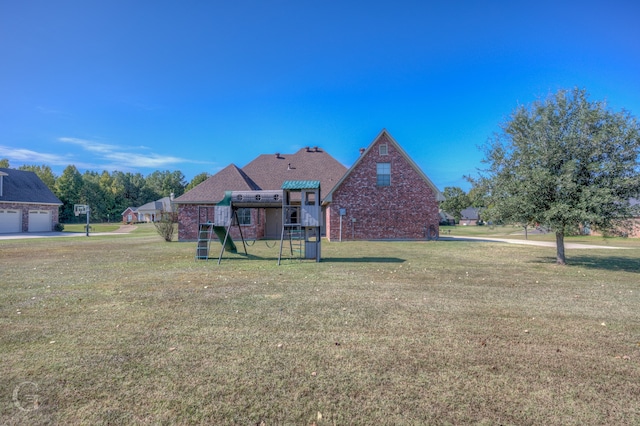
[0,225,137,240]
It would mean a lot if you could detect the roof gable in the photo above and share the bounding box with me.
[0,168,62,205]
[325,129,444,202]
[121,206,138,215]
[175,164,260,204]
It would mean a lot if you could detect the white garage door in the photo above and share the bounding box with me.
[28,210,51,232]
[0,209,21,233]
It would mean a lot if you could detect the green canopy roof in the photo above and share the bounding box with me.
[281,180,321,190]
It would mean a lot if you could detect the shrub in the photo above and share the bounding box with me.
[154,211,177,242]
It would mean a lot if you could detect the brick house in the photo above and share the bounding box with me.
[175,148,347,241]
[175,130,443,242]
[325,129,444,241]
[460,207,482,226]
[0,168,62,233]
[121,196,174,224]
[121,207,139,224]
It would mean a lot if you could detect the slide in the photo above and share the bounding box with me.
[213,226,237,253]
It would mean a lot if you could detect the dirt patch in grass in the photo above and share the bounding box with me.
[1,236,639,424]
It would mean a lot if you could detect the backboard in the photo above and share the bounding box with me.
[74,204,87,216]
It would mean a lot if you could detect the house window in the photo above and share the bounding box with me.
[377,162,391,186]
[237,208,251,225]
[379,144,388,155]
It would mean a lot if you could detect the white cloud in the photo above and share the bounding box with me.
[0,145,77,166]
[0,138,214,175]
[36,106,69,116]
[58,137,123,154]
[103,151,188,168]
[57,137,213,169]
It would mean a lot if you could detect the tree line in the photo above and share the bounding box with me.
[0,159,210,223]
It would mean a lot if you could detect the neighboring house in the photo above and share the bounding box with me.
[459,207,481,226]
[0,168,62,233]
[136,196,175,223]
[325,129,444,241]
[121,207,139,224]
[439,210,455,226]
[175,129,444,242]
[122,196,174,224]
[584,198,640,238]
[175,147,347,241]
[629,198,640,237]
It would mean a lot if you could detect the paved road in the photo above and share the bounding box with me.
[0,225,137,240]
[442,235,629,250]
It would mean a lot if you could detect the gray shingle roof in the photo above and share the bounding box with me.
[176,148,347,204]
[137,196,174,213]
[175,164,260,204]
[460,207,481,220]
[0,168,62,204]
[242,147,346,198]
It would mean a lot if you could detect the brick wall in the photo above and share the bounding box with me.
[327,134,440,241]
[121,208,138,224]
[178,204,266,242]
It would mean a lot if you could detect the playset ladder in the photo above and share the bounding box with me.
[195,223,214,260]
[278,223,303,264]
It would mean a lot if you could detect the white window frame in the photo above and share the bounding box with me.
[236,208,251,225]
[377,162,391,187]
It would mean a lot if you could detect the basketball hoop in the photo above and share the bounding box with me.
[74,204,87,217]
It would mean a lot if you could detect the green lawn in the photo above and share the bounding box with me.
[61,223,122,233]
[1,230,639,424]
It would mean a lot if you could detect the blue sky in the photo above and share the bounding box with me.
[1,0,639,191]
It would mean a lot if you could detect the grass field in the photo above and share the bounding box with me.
[1,227,639,424]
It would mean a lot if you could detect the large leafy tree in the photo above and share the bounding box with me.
[80,171,109,222]
[144,170,187,200]
[479,88,640,264]
[112,171,148,207]
[441,186,470,222]
[55,165,84,222]
[185,172,210,191]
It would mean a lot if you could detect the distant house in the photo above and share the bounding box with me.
[625,198,640,237]
[121,196,174,224]
[584,198,640,238]
[460,207,481,226]
[121,207,139,224]
[175,129,444,242]
[0,168,62,233]
[439,210,455,226]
